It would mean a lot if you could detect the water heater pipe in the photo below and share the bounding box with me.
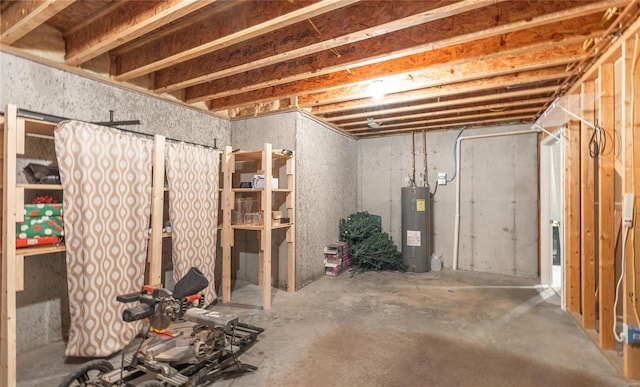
[411,131,416,185]
[422,130,428,187]
[452,129,539,270]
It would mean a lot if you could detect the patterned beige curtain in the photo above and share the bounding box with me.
[165,142,220,305]
[55,121,153,357]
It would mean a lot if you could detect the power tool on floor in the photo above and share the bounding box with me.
[58,267,263,387]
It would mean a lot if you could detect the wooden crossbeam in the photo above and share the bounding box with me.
[0,0,73,45]
[598,61,616,350]
[65,0,214,66]
[114,0,359,81]
[581,80,597,330]
[203,44,584,110]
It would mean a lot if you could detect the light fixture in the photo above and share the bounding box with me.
[369,79,385,99]
[367,117,382,129]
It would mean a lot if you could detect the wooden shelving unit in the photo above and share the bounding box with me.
[220,143,295,310]
[1,104,169,387]
[2,104,61,387]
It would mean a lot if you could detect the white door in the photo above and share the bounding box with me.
[540,130,564,308]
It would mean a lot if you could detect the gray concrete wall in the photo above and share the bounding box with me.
[1,52,231,353]
[357,125,539,278]
[230,112,357,289]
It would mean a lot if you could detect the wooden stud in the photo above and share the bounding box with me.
[286,153,296,293]
[262,143,273,310]
[221,146,233,304]
[565,120,581,313]
[598,61,616,350]
[15,118,24,155]
[147,135,165,286]
[2,104,18,387]
[622,33,640,380]
[581,80,596,330]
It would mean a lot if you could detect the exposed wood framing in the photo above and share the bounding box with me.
[203,44,583,109]
[261,143,273,310]
[286,154,296,292]
[65,0,214,66]
[598,61,616,350]
[1,104,18,387]
[147,135,166,287]
[152,0,495,92]
[0,0,73,45]
[565,119,581,313]
[580,80,597,330]
[177,1,612,98]
[114,0,359,81]
[315,69,565,116]
[623,32,640,379]
[221,146,233,304]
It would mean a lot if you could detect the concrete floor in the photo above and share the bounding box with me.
[17,269,637,386]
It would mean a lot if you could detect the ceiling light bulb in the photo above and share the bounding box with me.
[370,80,385,98]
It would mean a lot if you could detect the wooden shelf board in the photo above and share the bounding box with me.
[23,118,57,136]
[231,223,292,230]
[16,183,63,190]
[16,242,65,257]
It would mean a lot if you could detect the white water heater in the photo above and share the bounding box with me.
[401,186,431,272]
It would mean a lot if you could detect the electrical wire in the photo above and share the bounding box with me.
[588,119,607,158]
[614,225,630,342]
[447,125,467,183]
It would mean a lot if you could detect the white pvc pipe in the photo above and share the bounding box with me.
[452,129,540,270]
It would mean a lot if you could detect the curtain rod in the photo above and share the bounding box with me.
[11,108,219,150]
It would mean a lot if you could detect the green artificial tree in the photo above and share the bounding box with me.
[339,211,405,273]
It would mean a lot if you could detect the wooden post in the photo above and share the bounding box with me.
[581,81,596,330]
[221,146,233,303]
[147,135,165,286]
[2,104,18,387]
[622,34,640,379]
[286,152,296,292]
[262,143,273,310]
[565,119,581,313]
[598,62,616,350]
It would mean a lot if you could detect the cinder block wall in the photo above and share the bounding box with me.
[357,125,539,278]
[1,52,231,353]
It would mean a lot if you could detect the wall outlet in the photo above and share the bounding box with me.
[623,193,634,228]
[624,324,640,344]
[438,172,447,186]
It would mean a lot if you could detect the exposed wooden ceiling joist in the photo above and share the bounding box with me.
[0,0,73,45]
[113,0,359,81]
[2,0,637,138]
[64,0,215,66]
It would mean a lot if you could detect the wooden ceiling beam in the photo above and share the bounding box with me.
[152,0,492,92]
[344,107,540,133]
[64,0,215,66]
[1,0,73,45]
[205,43,584,111]
[178,0,615,101]
[113,0,359,81]
[315,68,566,116]
[355,115,534,138]
[338,97,550,129]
